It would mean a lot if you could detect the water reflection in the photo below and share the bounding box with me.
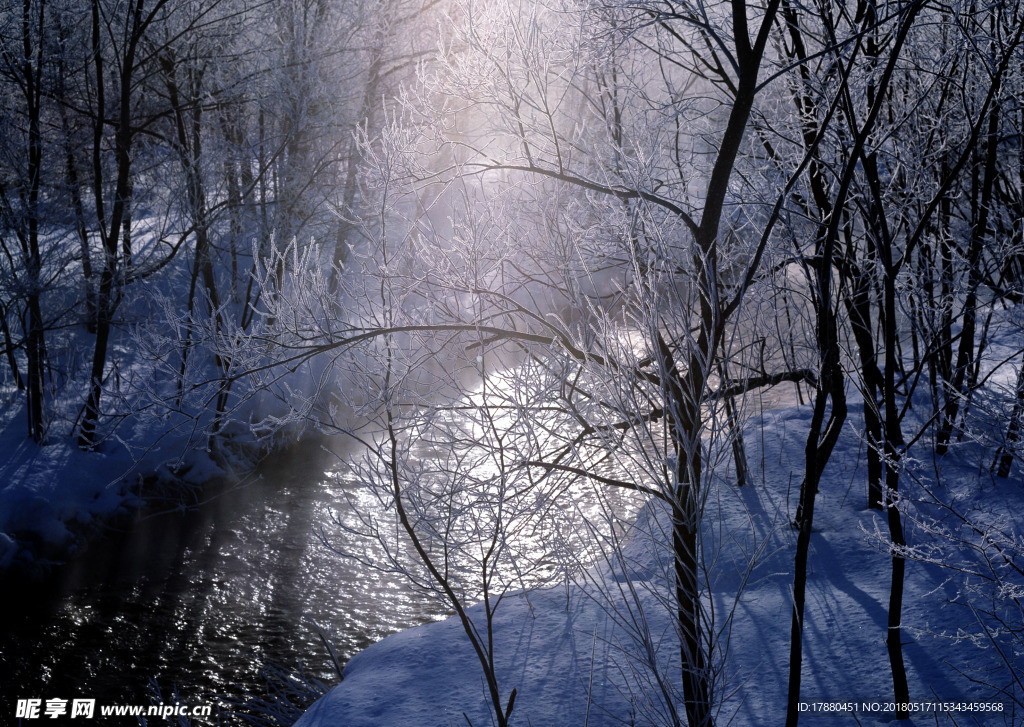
[0,363,791,721]
[0,437,446,718]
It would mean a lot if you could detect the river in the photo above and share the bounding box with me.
[0,435,447,722]
[0,350,776,723]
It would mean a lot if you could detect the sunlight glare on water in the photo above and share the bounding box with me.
[0,344,792,719]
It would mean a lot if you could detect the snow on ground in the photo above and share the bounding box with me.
[295,392,1022,726]
[0,380,227,573]
[0,373,320,575]
[0,273,325,574]
[0,331,293,576]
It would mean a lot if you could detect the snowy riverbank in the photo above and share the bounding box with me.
[0,380,308,576]
[295,400,1020,726]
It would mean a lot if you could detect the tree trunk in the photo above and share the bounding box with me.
[55,17,97,332]
[936,97,1001,454]
[994,349,1024,478]
[658,333,712,727]
[79,0,144,448]
[718,359,748,486]
[163,48,232,427]
[22,0,48,443]
[840,255,884,509]
[0,301,25,390]
[879,205,910,715]
[786,221,848,727]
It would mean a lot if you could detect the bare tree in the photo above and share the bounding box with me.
[248,0,851,722]
[0,0,56,442]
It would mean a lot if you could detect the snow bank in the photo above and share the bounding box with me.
[0,390,221,573]
[296,400,1016,726]
[295,587,635,727]
[0,319,328,575]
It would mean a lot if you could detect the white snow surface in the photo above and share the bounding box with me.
[296,397,1020,726]
[0,359,314,573]
[0,385,223,571]
[0,312,322,572]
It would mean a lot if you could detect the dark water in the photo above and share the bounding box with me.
[0,437,444,722]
